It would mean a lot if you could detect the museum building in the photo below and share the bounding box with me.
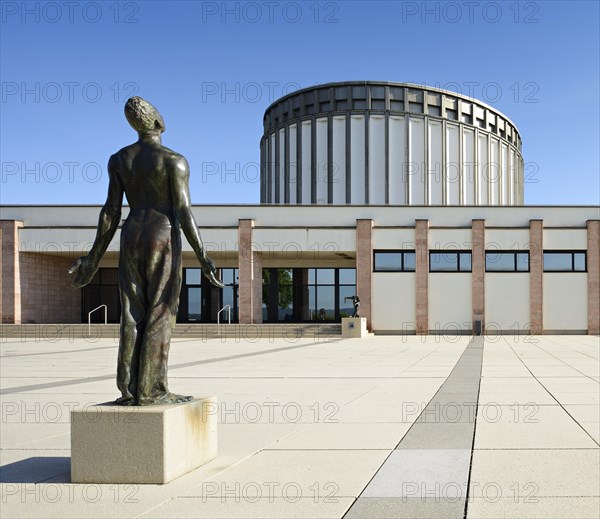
[1,82,598,334]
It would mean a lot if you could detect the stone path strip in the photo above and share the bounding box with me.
[345,337,483,518]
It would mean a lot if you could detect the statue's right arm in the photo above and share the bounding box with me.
[88,154,124,263]
[69,154,124,287]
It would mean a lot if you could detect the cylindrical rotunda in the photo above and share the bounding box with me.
[260,81,524,206]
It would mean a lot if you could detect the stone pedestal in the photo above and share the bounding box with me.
[342,317,368,338]
[71,396,217,484]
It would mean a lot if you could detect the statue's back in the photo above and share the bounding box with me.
[115,141,180,224]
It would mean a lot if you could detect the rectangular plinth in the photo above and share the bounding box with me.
[71,396,217,484]
[342,317,368,338]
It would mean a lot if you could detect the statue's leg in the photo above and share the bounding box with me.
[116,229,146,405]
[136,226,188,405]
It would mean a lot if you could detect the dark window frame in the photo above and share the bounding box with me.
[485,251,530,273]
[543,250,587,272]
[429,251,472,273]
[373,250,416,272]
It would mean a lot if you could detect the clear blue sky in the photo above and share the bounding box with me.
[1,0,598,205]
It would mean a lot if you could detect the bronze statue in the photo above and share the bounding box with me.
[69,97,223,406]
[344,295,360,318]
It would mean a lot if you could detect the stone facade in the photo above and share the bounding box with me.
[472,219,485,333]
[415,219,429,335]
[588,220,600,335]
[529,220,543,334]
[20,252,81,324]
[237,219,262,324]
[1,221,23,323]
[356,219,373,330]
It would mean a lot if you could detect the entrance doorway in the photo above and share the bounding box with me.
[262,268,356,323]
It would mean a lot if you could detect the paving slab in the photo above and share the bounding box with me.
[141,497,355,518]
[397,422,475,449]
[344,497,465,518]
[361,449,472,498]
[469,450,600,498]
[466,497,600,518]
[266,422,412,450]
[182,450,390,498]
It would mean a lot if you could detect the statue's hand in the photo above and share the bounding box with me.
[199,255,225,288]
[68,256,99,288]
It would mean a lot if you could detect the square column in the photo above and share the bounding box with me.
[238,219,262,324]
[529,219,543,334]
[356,219,373,330]
[1,220,23,324]
[472,219,485,334]
[415,219,429,335]
[587,220,600,335]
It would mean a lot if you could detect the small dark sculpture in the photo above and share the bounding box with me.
[344,295,360,318]
[69,97,223,406]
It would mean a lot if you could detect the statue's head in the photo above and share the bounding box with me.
[124,96,165,134]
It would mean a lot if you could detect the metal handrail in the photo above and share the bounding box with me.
[88,304,107,335]
[217,305,231,336]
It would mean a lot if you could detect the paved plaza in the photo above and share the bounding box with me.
[0,333,598,518]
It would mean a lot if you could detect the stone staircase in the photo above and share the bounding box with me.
[1,323,342,341]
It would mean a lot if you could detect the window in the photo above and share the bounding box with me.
[374,251,416,272]
[486,251,529,272]
[429,251,472,272]
[543,251,586,272]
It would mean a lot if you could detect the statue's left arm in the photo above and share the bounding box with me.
[69,154,124,288]
[170,155,224,288]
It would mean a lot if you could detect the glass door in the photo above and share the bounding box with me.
[187,286,202,322]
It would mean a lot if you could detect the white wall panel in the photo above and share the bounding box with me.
[500,144,507,205]
[446,123,460,205]
[369,115,386,204]
[253,228,355,251]
[544,229,588,249]
[278,129,285,203]
[315,118,328,204]
[301,121,312,203]
[332,116,346,204]
[428,120,443,204]
[462,128,475,205]
[429,229,472,249]
[9,206,597,232]
[269,133,276,203]
[543,274,587,331]
[372,273,416,331]
[486,229,530,250]
[373,228,415,249]
[509,148,515,205]
[350,116,365,204]
[477,133,489,205]
[517,157,524,204]
[486,274,530,331]
[288,124,297,204]
[409,117,425,204]
[389,116,406,204]
[429,274,472,330]
[489,138,499,205]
